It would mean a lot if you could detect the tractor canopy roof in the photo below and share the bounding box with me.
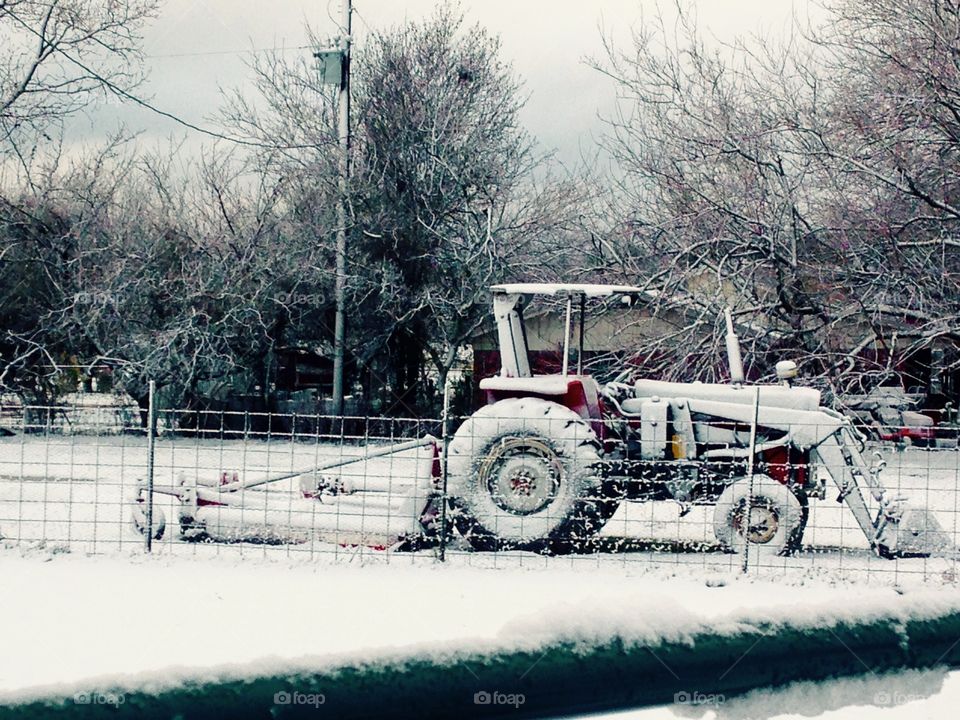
[491,283,645,298]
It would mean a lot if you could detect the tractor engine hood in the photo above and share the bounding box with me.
[630,379,821,412]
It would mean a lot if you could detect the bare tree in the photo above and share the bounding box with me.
[0,134,338,413]
[799,0,960,391]
[64,144,335,412]
[593,0,960,401]
[221,5,585,416]
[0,0,159,400]
[593,6,826,380]
[0,0,159,158]
[348,6,592,415]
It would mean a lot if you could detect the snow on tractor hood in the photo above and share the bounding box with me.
[632,379,822,412]
[490,283,646,298]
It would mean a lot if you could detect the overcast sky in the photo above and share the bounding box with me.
[77,0,812,167]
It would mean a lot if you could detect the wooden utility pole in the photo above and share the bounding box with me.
[332,0,352,417]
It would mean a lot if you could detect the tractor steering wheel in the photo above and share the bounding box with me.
[602,381,634,401]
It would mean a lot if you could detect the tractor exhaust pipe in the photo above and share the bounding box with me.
[724,308,745,386]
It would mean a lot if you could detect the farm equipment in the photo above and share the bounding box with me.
[133,283,953,558]
[443,284,952,558]
[843,388,938,447]
[131,436,442,548]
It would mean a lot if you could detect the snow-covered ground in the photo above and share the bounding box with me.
[1,435,959,715]
[0,550,958,706]
[0,434,957,583]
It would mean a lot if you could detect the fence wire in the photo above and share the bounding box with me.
[0,398,957,586]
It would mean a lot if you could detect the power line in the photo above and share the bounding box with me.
[145,44,312,60]
[6,12,328,152]
[351,4,384,41]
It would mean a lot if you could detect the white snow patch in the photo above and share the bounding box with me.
[1,436,957,575]
[0,551,958,704]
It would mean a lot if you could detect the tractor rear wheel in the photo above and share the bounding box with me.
[447,398,613,552]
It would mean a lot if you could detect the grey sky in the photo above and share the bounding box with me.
[77,0,810,166]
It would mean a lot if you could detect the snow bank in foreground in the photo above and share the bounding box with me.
[1,549,959,705]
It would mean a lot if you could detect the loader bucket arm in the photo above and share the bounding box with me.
[811,431,888,550]
[813,427,953,558]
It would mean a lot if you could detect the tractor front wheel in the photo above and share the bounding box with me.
[713,475,806,558]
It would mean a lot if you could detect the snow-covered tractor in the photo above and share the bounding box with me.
[132,282,951,559]
[445,284,952,558]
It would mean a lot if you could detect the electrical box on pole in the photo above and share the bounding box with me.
[313,47,342,86]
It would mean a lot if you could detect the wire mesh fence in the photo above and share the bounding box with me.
[0,395,958,585]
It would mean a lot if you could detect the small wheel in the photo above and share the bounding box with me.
[713,475,804,557]
[447,398,613,551]
[131,499,166,540]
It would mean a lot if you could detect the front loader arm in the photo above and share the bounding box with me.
[811,430,888,553]
[813,427,953,557]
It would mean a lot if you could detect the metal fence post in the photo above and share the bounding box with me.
[438,376,452,562]
[145,380,156,553]
[742,385,761,573]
